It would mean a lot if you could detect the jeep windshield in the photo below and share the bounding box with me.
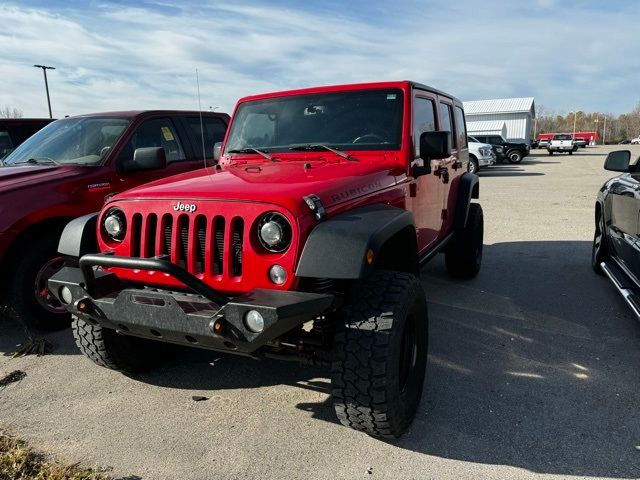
[3,117,130,166]
[225,89,404,155]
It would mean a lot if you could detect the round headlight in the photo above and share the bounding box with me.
[269,264,287,285]
[103,208,126,241]
[245,310,265,333]
[257,212,292,252]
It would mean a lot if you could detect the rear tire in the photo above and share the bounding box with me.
[569,151,573,155]
[548,150,554,155]
[72,316,168,373]
[5,235,70,330]
[331,271,428,438]
[445,203,484,279]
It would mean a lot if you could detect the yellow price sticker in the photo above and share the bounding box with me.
[161,126,174,141]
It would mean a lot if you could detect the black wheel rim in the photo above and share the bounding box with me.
[34,256,66,314]
[399,313,418,393]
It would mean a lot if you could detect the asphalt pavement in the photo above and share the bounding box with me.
[1,145,639,479]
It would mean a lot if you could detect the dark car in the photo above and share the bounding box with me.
[619,140,631,144]
[0,110,229,329]
[0,118,55,159]
[530,139,539,149]
[592,150,640,318]
[472,134,530,163]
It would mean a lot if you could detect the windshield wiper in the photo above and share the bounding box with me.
[227,148,277,162]
[288,144,358,161]
[12,157,63,166]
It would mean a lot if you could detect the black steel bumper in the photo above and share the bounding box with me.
[48,254,334,355]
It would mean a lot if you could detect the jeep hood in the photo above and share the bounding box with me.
[113,157,402,216]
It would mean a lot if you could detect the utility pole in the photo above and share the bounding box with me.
[572,111,577,136]
[603,115,607,145]
[33,64,55,118]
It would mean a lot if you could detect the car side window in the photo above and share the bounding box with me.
[413,97,437,158]
[439,102,455,148]
[454,106,467,148]
[185,117,227,160]
[118,118,185,164]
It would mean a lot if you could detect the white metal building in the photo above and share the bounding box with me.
[463,97,535,143]
[467,121,507,139]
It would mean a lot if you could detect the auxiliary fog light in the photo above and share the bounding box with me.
[245,310,265,333]
[269,264,287,285]
[59,286,73,305]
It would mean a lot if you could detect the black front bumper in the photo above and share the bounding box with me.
[48,254,334,355]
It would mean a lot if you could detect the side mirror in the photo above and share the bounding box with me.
[413,131,451,177]
[213,142,223,163]
[420,131,451,161]
[123,147,167,172]
[604,150,631,172]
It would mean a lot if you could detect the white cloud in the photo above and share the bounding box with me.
[0,1,639,118]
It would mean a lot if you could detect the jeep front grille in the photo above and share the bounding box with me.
[129,213,244,278]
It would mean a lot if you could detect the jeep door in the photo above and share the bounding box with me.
[407,91,443,253]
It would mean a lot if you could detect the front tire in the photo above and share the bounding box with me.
[331,271,428,438]
[72,317,168,373]
[468,155,479,174]
[445,203,484,279]
[5,235,70,330]
[508,150,523,163]
[592,207,608,275]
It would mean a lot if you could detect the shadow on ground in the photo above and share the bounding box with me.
[2,241,639,478]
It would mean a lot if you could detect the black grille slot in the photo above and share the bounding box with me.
[145,214,157,257]
[231,218,244,277]
[195,216,206,274]
[131,214,142,257]
[213,217,225,275]
[162,215,173,256]
[178,215,189,269]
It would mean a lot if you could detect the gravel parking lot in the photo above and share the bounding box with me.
[1,146,639,480]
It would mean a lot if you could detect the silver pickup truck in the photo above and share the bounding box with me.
[548,133,578,155]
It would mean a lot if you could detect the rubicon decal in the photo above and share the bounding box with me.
[330,181,383,202]
[174,201,197,213]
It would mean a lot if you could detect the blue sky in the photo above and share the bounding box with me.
[1,0,639,118]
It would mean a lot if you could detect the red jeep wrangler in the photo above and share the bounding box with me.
[0,110,229,328]
[49,82,483,437]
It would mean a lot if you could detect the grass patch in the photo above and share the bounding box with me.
[0,432,112,480]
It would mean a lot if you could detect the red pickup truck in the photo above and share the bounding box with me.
[0,110,229,328]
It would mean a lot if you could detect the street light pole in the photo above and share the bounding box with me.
[33,64,55,118]
[572,111,577,136]
[603,115,607,145]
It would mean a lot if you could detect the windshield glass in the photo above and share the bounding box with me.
[553,134,573,140]
[3,117,130,166]
[225,89,404,153]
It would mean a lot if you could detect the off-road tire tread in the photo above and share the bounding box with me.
[331,271,427,438]
[72,316,164,372]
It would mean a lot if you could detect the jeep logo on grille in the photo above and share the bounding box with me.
[173,201,197,213]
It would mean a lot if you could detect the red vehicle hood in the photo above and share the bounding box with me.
[113,154,403,216]
[0,165,79,192]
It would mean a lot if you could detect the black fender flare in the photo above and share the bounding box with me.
[454,172,480,229]
[57,213,99,258]
[295,204,415,280]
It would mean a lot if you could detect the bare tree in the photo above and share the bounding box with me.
[0,106,24,118]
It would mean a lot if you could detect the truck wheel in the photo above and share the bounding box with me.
[331,271,428,438]
[569,151,573,155]
[72,316,168,373]
[468,155,479,174]
[591,208,608,275]
[5,235,70,330]
[445,203,484,279]
[508,150,523,163]
[548,150,553,155]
